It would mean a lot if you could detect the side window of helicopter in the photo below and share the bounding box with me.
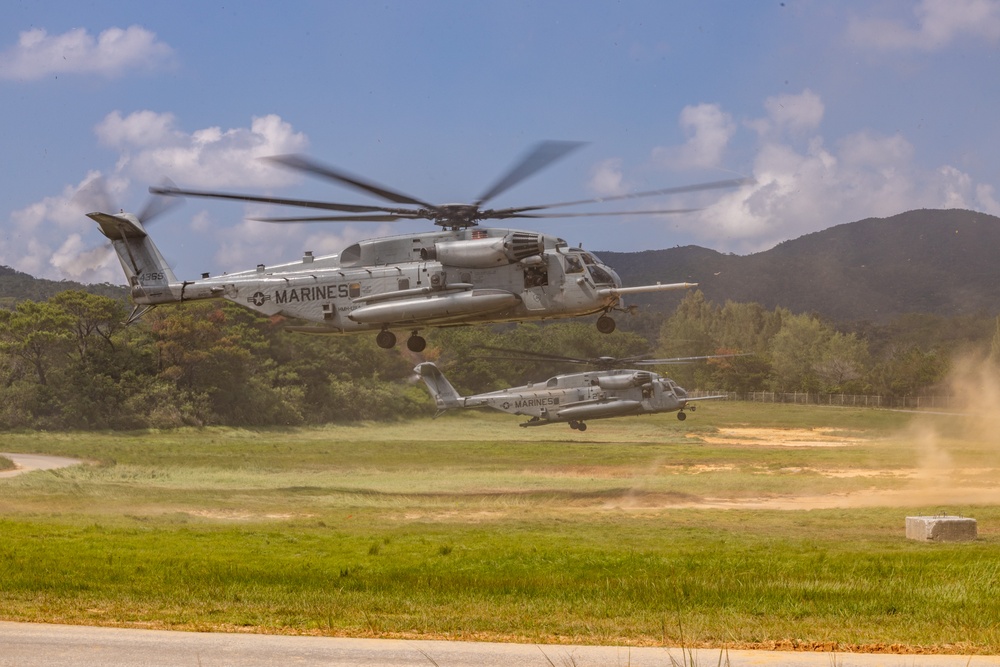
[546,377,559,388]
[523,264,548,288]
[563,254,584,273]
[349,282,361,298]
[398,278,410,290]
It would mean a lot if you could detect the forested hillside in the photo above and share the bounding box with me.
[0,264,126,309]
[1,289,998,430]
[600,209,1000,322]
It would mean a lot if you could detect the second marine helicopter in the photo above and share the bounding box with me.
[414,348,732,430]
[89,141,747,351]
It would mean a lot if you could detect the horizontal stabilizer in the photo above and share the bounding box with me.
[87,212,148,240]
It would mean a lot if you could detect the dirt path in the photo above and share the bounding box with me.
[0,453,84,478]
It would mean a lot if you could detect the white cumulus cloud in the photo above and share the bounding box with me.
[848,0,1000,51]
[0,25,174,80]
[1,171,125,282]
[653,103,736,170]
[748,90,825,138]
[3,113,311,282]
[95,111,309,188]
[588,158,628,197]
[661,91,1000,252]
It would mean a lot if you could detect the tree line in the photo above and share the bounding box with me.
[1,289,998,430]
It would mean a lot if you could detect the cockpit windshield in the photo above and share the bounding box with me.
[561,248,617,285]
[588,262,616,285]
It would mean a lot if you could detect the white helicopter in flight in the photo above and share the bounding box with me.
[88,141,747,351]
[414,347,732,430]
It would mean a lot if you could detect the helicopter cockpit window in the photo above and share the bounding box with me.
[563,254,584,273]
[588,264,615,285]
[546,377,559,388]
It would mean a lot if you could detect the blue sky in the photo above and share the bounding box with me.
[2,1,999,284]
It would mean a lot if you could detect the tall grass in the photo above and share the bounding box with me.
[0,403,998,652]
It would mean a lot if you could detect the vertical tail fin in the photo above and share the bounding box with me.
[414,362,463,411]
[88,211,177,304]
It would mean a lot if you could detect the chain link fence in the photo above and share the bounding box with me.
[688,390,956,410]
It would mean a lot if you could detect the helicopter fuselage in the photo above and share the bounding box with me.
[414,360,716,430]
[124,226,681,345]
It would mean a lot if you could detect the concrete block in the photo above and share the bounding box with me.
[905,515,977,542]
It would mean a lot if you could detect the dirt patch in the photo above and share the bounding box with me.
[400,510,509,523]
[185,510,311,521]
[693,427,866,447]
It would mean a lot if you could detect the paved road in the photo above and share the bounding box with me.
[0,453,83,478]
[0,623,996,667]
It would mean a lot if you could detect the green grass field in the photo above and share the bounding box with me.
[1,402,999,653]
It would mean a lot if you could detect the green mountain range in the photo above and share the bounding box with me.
[0,265,126,309]
[599,208,1000,323]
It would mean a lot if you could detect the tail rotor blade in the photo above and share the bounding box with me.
[137,178,183,224]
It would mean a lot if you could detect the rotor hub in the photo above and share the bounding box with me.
[433,204,482,229]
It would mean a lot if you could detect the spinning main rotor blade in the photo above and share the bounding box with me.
[490,208,700,219]
[147,144,750,229]
[490,176,754,217]
[474,346,746,368]
[474,140,587,206]
[149,185,410,214]
[250,213,420,223]
[266,154,435,208]
[475,346,648,368]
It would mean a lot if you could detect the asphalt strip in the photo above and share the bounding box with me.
[0,623,997,667]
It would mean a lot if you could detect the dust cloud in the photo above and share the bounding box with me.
[908,355,1000,486]
[872,354,1000,514]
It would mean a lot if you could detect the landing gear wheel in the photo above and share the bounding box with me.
[568,420,579,430]
[407,334,426,353]
[577,422,588,431]
[376,330,397,349]
[676,411,687,421]
[596,315,616,334]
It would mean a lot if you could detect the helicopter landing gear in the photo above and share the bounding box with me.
[407,332,427,353]
[568,420,588,431]
[676,411,687,421]
[596,315,616,334]
[376,329,397,349]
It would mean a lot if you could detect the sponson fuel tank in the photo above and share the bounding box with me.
[348,289,521,325]
[420,232,543,268]
[555,400,643,421]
